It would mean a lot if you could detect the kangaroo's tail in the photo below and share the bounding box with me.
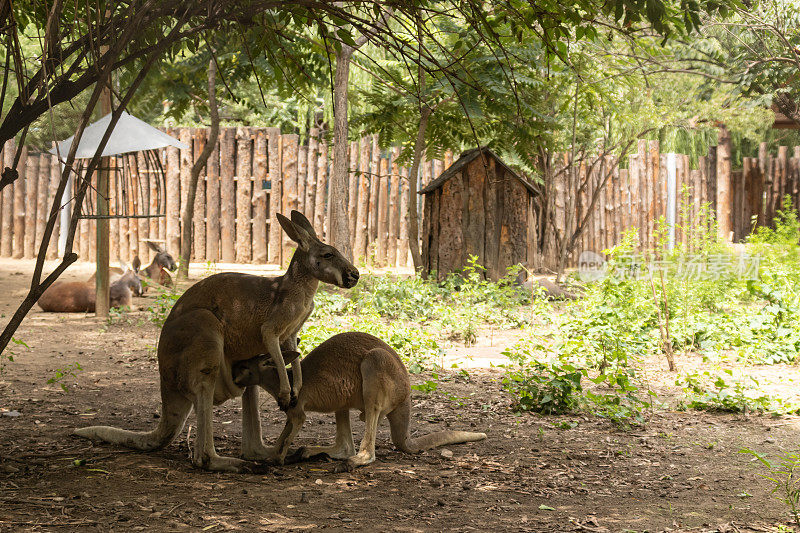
[387,398,486,454]
[73,387,191,452]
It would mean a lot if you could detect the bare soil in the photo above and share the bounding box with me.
[1,259,798,532]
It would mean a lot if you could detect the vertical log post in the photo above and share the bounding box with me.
[148,152,160,255]
[220,128,236,263]
[305,128,318,222]
[206,137,221,262]
[126,155,139,262]
[281,134,299,266]
[777,146,789,206]
[0,143,3,255]
[166,136,181,257]
[377,156,389,266]
[398,157,410,267]
[267,128,282,265]
[24,152,39,258]
[297,143,307,216]
[252,130,268,264]
[649,140,660,239]
[347,141,359,248]
[178,128,193,261]
[354,136,370,261]
[35,154,50,257]
[108,157,120,263]
[117,158,129,263]
[136,153,149,262]
[636,139,648,249]
[48,152,61,259]
[368,135,381,255]
[193,129,207,261]
[388,147,400,267]
[758,142,769,224]
[628,155,640,248]
[716,126,732,241]
[314,138,328,237]
[0,141,10,257]
[13,147,27,259]
[236,127,253,263]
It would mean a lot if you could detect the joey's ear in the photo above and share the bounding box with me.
[146,241,163,253]
[290,210,318,239]
[281,349,302,366]
[277,213,313,251]
[132,256,141,272]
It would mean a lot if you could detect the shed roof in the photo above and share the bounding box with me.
[418,147,535,195]
[49,111,189,159]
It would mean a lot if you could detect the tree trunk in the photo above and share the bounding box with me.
[178,56,218,279]
[326,7,391,258]
[328,45,355,260]
[406,107,431,272]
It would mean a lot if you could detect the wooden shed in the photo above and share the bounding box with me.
[419,147,536,281]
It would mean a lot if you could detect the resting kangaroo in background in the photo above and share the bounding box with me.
[38,261,144,313]
[74,211,360,472]
[88,241,177,289]
[232,332,487,470]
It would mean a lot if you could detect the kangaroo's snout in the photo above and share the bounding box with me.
[232,362,252,387]
[343,269,360,288]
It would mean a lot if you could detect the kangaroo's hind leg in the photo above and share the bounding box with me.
[170,310,250,472]
[296,409,356,460]
[345,349,394,469]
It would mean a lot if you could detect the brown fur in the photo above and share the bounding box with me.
[88,243,176,289]
[232,332,487,469]
[73,211,360,472]
[38,267,143,313]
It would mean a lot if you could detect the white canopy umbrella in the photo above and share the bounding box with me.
[52,112,188,255]
[49,111,188,158]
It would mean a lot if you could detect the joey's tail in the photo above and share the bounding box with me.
[387,398,486,454]
[73,387,191,452]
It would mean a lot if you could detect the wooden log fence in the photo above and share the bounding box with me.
[2,130,799,274]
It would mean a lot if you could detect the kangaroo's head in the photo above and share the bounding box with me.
[146,241,178,272]
[232,350,302,392]
[109,259,144,305]
[277,210,360,289]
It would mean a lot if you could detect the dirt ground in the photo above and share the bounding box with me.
[1,259,799,532]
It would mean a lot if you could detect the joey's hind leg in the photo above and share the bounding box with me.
[241,386,276,461]
[345,404,382,468]
[345,352,393,469]
[297,410,356,460]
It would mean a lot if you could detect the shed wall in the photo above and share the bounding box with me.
[423,157,532,281]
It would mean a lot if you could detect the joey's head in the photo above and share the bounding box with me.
[277,210,359,289]
[115,259,144,297]
[146,241,178,272]
[232,350,302,392]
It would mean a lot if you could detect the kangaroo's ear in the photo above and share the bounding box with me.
[257,350,300,368]
[132,256,141,273]
[277,213,313,251]
[146,241,162,253]
[281,350,302,366]
[290,210,318,240]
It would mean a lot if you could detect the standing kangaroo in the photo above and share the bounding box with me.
[74,211,359,472]
[232,332,487,470]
